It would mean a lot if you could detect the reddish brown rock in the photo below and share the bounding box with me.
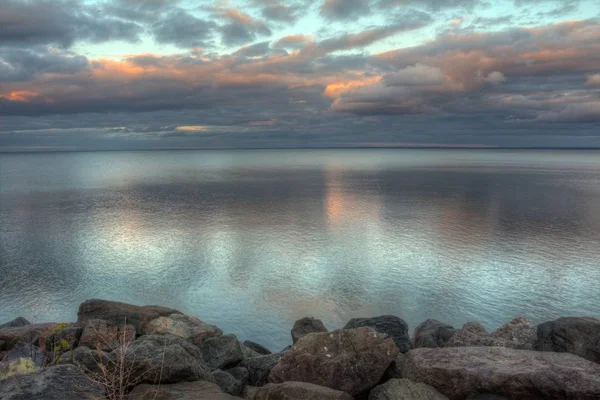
[269,327,399,396]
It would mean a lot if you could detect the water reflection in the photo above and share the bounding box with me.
[0,149,599,349]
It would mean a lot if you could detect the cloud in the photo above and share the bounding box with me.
[320,0,370,21]
[255,0,304,22]
[377,0,481,11]
[0,0,143,48]
[273,35,314,49]
[0,46,89,82]
[233,41,274,57]
[383,64,446,86]
[211,6,272,46]
[151,8,217,48]
[484,71,507,85]
[586,73,600,86]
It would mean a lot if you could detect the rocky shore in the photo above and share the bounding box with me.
[0,299,599,399]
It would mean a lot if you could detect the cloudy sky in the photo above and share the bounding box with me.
[0,0,599,151]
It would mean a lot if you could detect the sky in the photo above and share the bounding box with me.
[0,0,599,151]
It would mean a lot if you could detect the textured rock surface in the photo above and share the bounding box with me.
[78,319,135,351]
[243,340,271,355]
[369,379,448,400]
[240,353,282,386]
[445,322,511,348]
[56,346,113,374]
[291,317,328,344]
[0,364,103,399]
[270,327,399,396]
[40,324,83,357]
[213,367,249,396]
[77,299,181,334]
[413,319,455,348]
[144,313,223,341]
[199,334,244,371]
[1,342,46,366]
[0,317,30,330]
[122,334,213,384]
[0,357,39,380]
[241,343,262,359]
[490,317,536,350]
[399,346,600,399]
[536,317,600,363]
[128,381,239,399]
[253,381,353,399]
[0,323,56,350]
[344,315,412,353]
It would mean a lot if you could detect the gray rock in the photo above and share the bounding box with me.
[445,322,510,348]
[121,334,214,384]
[240,353,282,387]
[253,381,353,399]
[56,346,112,374]
[41,325,83,358]
[399,346,600,399]
[490,317,536,350]
[77,298,181,335]
[243,340,271,355]
[536,317,600,363]
[369,379,448,400]
[465,395,510,400]
[144,313,223,341]
[0,364,103,399]
[241,343,261,359]
[413,319,455,348]
[213,367,248,396]
[0,317,30,330]
[0,357,39,380]
[0,323,56,351]
[78,319,135,351]
[291,317,328,344]
[269,327,399,397]
[128,381,239,399]
[199,334,244,371]
[344,315,412,353]
[1,342,46,367]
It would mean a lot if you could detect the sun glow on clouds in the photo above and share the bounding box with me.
[175,126,209,132]
[4,91,40,102]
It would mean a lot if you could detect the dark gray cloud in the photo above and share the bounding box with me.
[151,8,217,48]
[210,6,273,46]
[377,0,481,11]
[320,0,371,21]
[0,0,143,48]
[233,41,274,57]
[0,47,88,82]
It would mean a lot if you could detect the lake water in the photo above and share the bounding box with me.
[1,149,599,350]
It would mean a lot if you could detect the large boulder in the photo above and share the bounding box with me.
[1,342,46,366]
[144,313,223,341]
[536,317,600,363]
[212,367,248,396]
[413,319,455,348]
[39,324,83,359]
[128,381,239,400]
[241,343,262,359]
[56,346,113,374]
[490,317,536,350]
[344,315,412,353]
[0,323,56,350]
[445,322,513,348]
[252,381,353,399]
[78,319,135,351]
[399,346,600,399]
[369,379,448,400]
[0,357,39,380]
[0,364,103,399]
[121,334,213,384]
[240,353,282,387]
[198,334,244,371]
[0,317,30,329]
[243,340,272,355]
[269,327,399,397]
[291,317,328,344]
[77,299,181,335]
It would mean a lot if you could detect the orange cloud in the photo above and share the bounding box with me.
[324,76,382,99]
[3,91,40,102]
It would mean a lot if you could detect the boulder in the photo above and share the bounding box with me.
[243,340,272,355]
[445,322,511,348]
[240,353,282,387]
[536,317,600,363]
[399,346,600,399]
[199,334,244,371]
[241,343,262,359]
[490,317,536,350]
[1,342,46,366]
[369,379,448,400]
[291,317,328,344]
[253,381,353,400]
[77,298,181,335]
[39,324,83,357]
[344,315,412,353]
[0,317,30,329]
[121,334,213,384]
[144,313,223,341]
[0,323,56,350]
[0,364,103,399]
[128,381,239,400]
[213,367,249,396]
[269,327,399,396]
[0,357,39,380]
[413,319,455,348]
[78,319,135,351]
[56,346,113,374]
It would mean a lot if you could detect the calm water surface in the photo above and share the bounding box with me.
[1,149,599,349]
